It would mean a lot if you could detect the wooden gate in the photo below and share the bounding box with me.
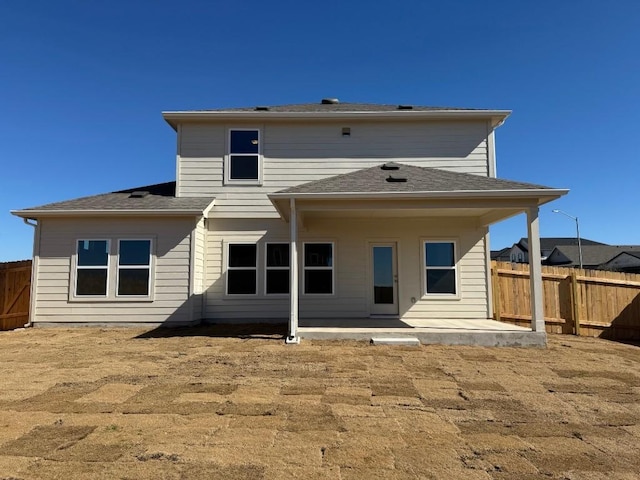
[0,260,32,330]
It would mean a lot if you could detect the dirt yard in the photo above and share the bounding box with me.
[0,325,639,479]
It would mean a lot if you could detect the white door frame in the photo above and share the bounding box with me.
[369,242,399,316]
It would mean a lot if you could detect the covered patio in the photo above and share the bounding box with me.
[268,163,568,347]
[298,317,538,347]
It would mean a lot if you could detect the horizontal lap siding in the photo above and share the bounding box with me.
[34,217,196,324]
[192,218,206,320]
[178,120,489,217]
[204,218,487,321]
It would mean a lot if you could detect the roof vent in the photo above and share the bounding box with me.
[129,191,150,198]
[255,106,270,111]
[397,104,413,110]
[381,163,400,170]
[386,176,407,183]
[321,98,340,104]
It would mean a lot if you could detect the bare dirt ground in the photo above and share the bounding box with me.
[0,325,639,479]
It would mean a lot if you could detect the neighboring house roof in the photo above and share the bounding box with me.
[163,100,511,129]
[272,163,563,196]
[491,247,511,261]
[12,182,214,218]
[516,237,606,253]
[547,245,640,267]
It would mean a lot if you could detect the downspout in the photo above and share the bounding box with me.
[285,198,300,344]
[23,218,39,328]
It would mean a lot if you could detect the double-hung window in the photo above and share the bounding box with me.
[266,243,290,294]
[117,240,152,296]
[75,240,109,296]
[227,244,257,295]
[74,238,153,300]
[424,241,457,295]
[226,129,261,184]
[304,243,334,294]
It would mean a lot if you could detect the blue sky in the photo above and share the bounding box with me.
[1,0,639,261]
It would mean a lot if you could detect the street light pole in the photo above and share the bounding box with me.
[552,209,583,269]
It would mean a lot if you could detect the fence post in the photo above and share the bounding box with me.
[492,266,501,322]
[570,271,580,336]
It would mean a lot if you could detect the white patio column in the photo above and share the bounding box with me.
[286,197,300,344]
[527,206,545,332]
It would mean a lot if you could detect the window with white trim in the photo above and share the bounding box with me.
[266,243,289,294]
[225,129,261,184]
[227,244,257,295]
[424,241,457,295]
[117,240,152,296]
[74,238,154,300]
[304,243,333,294]
[75,240,109,296]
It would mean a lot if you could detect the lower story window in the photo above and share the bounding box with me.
[424,241,457,295]
[74,238,153,300]
[304,243,333,294]
[76,240,109,296]
[227,244,257,294]
[117,240,152,296]
[266,243,290,294]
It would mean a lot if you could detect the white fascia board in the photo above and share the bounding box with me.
[11,209,206,219]
[162,110,512,129]
[202,198,216,217]
[268,189,569,202]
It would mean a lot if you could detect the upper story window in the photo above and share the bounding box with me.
[225,129,261,185]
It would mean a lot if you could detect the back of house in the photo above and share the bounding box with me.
[12,99,566,343]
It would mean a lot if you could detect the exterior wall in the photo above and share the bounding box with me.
[191,217,206,320]
[177,120,492,217]
[33,216,198,325]
[509,245,527,263]
[204,217,488,321]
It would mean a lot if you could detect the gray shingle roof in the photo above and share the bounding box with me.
[275,163,558,195]
[549,245,640,267]
[517,237,606,252]
[195,102,482,113]
[13,182,212,216]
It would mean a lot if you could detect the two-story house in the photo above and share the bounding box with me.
[12,100,568,346]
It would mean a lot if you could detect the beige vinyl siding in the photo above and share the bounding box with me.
[203,217,488,321]
[191,217,206,320]
[178,120,490,217]
[33,217,198,325]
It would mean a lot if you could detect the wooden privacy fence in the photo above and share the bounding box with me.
[0,260,32,331]
[492,260,640,340]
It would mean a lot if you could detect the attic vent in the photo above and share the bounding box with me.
[129,191,150,198]
[386,176,407,183]
[321,98,340,104]
[255,106,270,111]
[381,163,400,170]
[397,104,413,110]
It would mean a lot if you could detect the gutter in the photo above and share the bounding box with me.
[163,110,512,130]
[10,209,207,219]
[268,188,569,201]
